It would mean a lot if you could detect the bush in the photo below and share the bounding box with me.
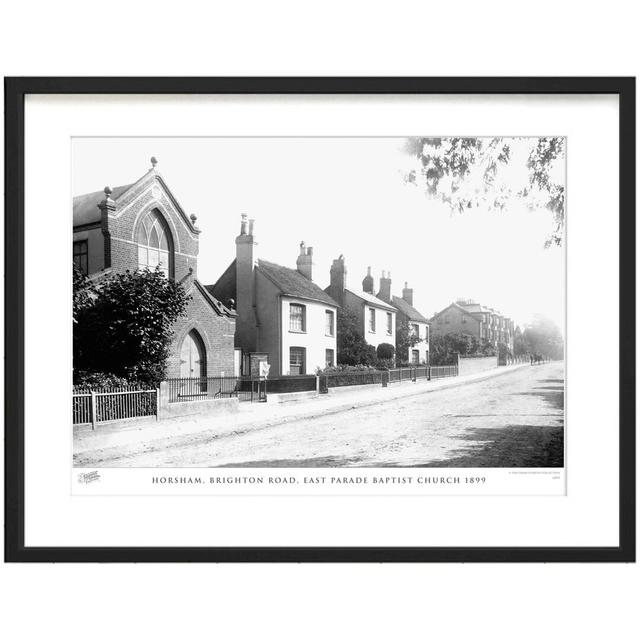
[376,342,395,360]
[320,364,377,374]
[73,267,190,387]
[318,367,384,388]
[73,371,133,390]
[336,307,378,366]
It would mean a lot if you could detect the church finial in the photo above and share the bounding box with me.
[150,156,158,169]
[190,213,198,224]
[104,186,113,198]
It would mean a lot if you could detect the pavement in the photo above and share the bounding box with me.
[74,362,564,468]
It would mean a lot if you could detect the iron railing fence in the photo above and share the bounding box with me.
[72,387,158,428]
[166,376,267,403]
[320,364,459,392]
[429,365,459,379]
[388,366,430,383]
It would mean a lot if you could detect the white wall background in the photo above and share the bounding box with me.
[1,2,637,640]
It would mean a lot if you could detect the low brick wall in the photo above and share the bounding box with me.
[158,381,240,420]
[265,375,318,394]
[267,390,319,404]
[458,356,497,377]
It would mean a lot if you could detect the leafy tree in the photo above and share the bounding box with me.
[404,137,565,247]
[514,327,527,356]
[73,267,190,386]
[395,318,422,364]
[73,265,96,324]
[497,341,513,364]
[429,332,480,365]
[478,338,496,356]
[336,306,377,366]
[522,315,564,360]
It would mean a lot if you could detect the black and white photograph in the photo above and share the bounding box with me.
[72,136,566,474]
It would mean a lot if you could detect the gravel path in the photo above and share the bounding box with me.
[75,362,564,468]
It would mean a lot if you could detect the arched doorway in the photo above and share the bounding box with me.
[180,330,206,379]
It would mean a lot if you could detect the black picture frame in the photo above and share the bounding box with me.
[4,77,635,563]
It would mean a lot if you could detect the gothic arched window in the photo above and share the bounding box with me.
[135,209,173,277]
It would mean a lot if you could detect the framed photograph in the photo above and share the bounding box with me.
[4,77,635,562]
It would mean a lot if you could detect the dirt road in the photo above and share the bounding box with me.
[75,362,564,468]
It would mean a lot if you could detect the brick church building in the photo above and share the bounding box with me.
[73,158,237,379]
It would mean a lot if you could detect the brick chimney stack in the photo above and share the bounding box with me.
[296,241,314,280]
[402,281,414,307]
[362,266,374,294]
[235,213,258,351]
[378,270,392,303]
[327,254,347,307]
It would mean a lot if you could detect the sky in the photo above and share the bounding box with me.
[72,137,565,329]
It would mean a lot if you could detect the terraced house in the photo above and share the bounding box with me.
[429,299,514,351]
[208,216,339,377]
[388,281,430,365]
[72,158,237,378]
[324,257,397,352]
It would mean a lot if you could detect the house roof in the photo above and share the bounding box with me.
[391,295,429,323]
[458,302,507,318]
[457,302,484,313]
[207,258,338,308]
[258,260,338,306]
[73,184,133,227]
[346,288,397,312]
[205,260,236,308]
[430,302,480,322]
[193,279,236,317]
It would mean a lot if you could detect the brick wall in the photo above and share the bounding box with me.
[102,172,236,379]
[166,284,236,378]
[107,175,199,280]
[430,306,482,339]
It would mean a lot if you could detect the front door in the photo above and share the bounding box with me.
[180,330,205,378]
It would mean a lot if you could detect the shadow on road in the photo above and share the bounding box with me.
[411,425,564,467]
[412,376,565,468]
[217,374,566,469]
[217,455,364,468]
